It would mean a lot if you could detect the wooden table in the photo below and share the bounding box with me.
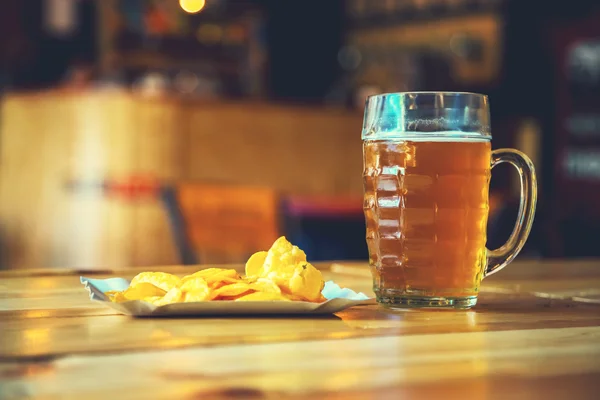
[1,260,600,399]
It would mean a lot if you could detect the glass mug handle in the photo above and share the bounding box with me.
[485,149,538,277]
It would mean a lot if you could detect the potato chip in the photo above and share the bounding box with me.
[207,276,243,291]
[182,268,241,290]
[259,237,307,282]
[242,275,259,284]
[263,237,307,275]
[210,282,253,300]
[261,262,324,302]
[107,282,166,303]
[184,292,210,302]
[142,296,164,304]
[152,287,183,306]
[182,268,239,281]
[130,272,180,292]
[124,282,167,301]
[282,293,306,302]
[249,278,281,294]
[245,251,267,277]
[235,292,291,302]
[180,277,210,302]
[106,290,127,303]
[180,276,209,292]
[288,261,325,302]
[242,236,325,303]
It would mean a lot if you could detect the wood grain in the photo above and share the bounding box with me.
[2,327,599,399]
[1,260,600,398]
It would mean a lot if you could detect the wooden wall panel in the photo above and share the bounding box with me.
[0,91,363,269]
[186,103,364,196]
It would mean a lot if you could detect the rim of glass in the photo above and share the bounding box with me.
[365,91,488,101]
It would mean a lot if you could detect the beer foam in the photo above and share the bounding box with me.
[364,131,490,142]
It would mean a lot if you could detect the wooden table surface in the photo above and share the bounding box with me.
[1,260,600,399]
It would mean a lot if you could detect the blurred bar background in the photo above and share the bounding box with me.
[1,0,599,269]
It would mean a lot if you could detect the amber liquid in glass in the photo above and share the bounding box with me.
[363,139,491,307]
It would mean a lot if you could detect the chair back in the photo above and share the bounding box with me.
[162,183,280,264]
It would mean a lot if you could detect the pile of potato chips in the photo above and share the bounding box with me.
[105,236,326,305]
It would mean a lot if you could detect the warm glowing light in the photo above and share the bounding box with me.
[179,0,205,14]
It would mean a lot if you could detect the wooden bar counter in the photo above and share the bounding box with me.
[0,90,363,270]
[1,259,600,399]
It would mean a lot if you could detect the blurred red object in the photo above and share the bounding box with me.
[106,174,160,200]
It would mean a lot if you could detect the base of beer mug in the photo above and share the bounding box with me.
[375,289,478,310]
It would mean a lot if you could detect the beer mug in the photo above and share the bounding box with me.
[362,92,537,309]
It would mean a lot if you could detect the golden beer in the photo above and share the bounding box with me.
[363,139,491,304]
